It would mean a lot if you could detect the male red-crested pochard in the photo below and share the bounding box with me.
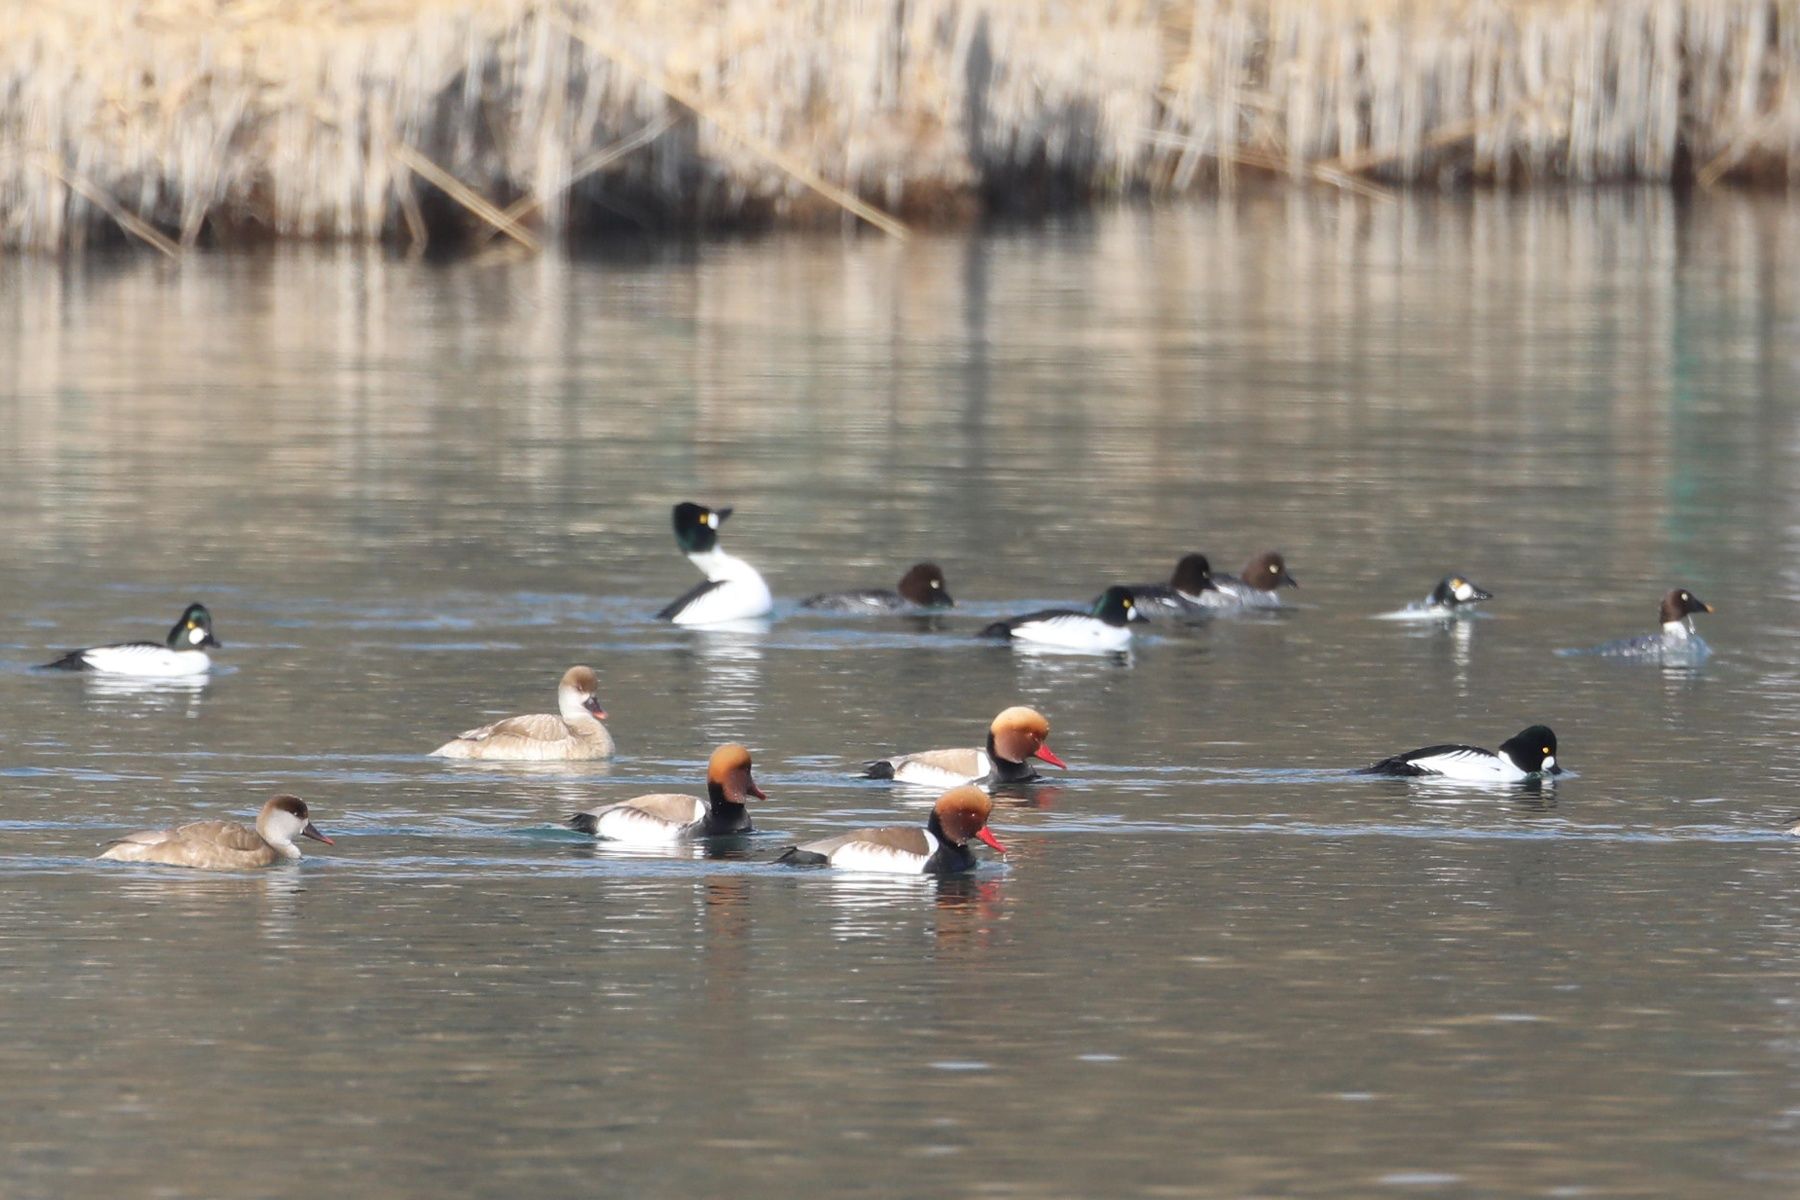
[98,794,333,870]
[40,602,221,677]
[565,743,763,842]
[777,785,1005,874]
[1205,551,1298,608]
[656,502,774,625]
[863,705,1066,788]
[430,665,613,761]
[800,562,954,612]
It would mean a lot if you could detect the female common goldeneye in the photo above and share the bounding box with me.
[40,602,221,677]
[776,785,1004,875]
[565,743,763,843]
[1557,588,1714,661]
[1381,575,1495,620]
[99,794,333,870]
[980,586,1145,652]
[1357,724,1561,782]
[430,665,613,761]
[655,502,774,626]
[863,705,1067,788]
[1117,553,1220,617]
[1201,551,1297,608]
[800,562,953,612]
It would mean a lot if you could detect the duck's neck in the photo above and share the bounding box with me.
[987,732,1037,782]
[703,782,752,833]
[558,691,604,733]
[1663,617,1695,641]
[688,547,758,584]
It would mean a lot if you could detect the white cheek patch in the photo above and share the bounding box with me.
[1541,755,1556,772]
[188,626,208,645]
[1453,582,1476,602]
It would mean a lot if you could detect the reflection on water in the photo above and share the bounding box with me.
[72,671,211,719]
[2,193,1800,1195]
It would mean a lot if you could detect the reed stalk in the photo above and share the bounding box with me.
[0,0,1794,252]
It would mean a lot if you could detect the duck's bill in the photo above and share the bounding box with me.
[301,823,335,845]
[1034,745,1069,770]
[977,828,1007,855]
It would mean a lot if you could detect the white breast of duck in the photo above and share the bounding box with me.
[668,547,774,625]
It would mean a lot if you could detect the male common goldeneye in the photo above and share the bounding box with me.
[1116,553,1220,617]
[654,502,774,625]
[1203,551,1297,608]
[800,562,953,612]
[40,602,221,677]
[862,705,1066,788]
[1557,588,1713,661]
[565,743,763,843]
[1380,574,1495,620]
[980,586,1145,652]
[1357,724,1561,782]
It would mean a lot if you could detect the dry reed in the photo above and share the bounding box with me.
[0,0,1795,253]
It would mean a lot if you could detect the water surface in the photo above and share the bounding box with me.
[4,191,1800,1197]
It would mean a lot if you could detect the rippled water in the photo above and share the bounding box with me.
[5,191,1800,1197]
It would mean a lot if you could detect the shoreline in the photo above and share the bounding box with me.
[2,1,1793,255]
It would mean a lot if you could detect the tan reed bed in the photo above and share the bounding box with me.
[0,0,1794,253]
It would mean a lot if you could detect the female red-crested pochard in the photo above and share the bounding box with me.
[98,794,333,871]
[565,743,763,843]
[862,705,1066,788]
[777,786,1005,874]
[431,665,613,761]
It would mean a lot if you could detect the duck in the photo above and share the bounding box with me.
[430,665,613,761]
[98,794,333,870]
[1115,554,1220,617]
[863,705,1066,788]
[1204,551,1297,608]
[655,502,774,625]
[776,786,1004,874]
[565,743,762,843]
[979,586,1145,651]
[800,562,953,612]
[40,602,221,677]
[1382,574,1494,620]
[1357,725,1561,783]
[1557,588,1714,661]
